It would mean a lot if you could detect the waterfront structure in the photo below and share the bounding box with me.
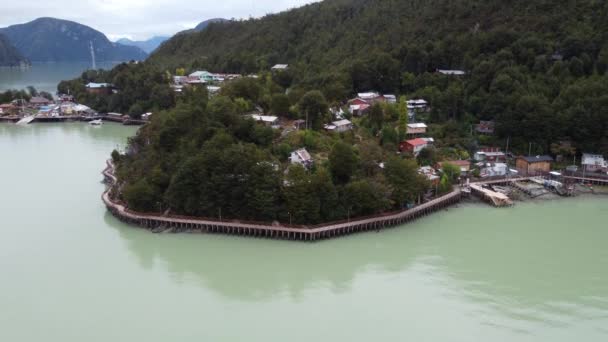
[516,155,553,175]
[581,153,608,173]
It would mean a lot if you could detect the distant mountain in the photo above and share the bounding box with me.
[0,33,28,67]
[116,36,169,54]
[194,18,229,32]
[0,17,147,63]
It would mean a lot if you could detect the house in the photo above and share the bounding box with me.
[480,162,509,178]
[349,103,370,116]
[438,160,471,172]
[516,155,554,174]
[250,114,279,126]
[476,120,495,135]
[29,96,52,107]
[384,95,397,103]
[86,83,113,95]
[189,71,214,82]
[421,137,435,146]
[271,64,289,71]
[325,119,353,133]
[400,138,428,156]
[474,150,506,163]
[293,119,306,130]
[418,166,440,185]
[437,69,466,76]
[581,153,608,173]
[357,92,383,103]
[207,86,221,95]
[407,99,428,110]
[173,76,189,85]
[290,148,313,168]
[0,103,17,116]
[407,123,428,135]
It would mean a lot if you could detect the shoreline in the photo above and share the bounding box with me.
[102,159,608,241]
[101,160,463,241]
[0,115,146,125]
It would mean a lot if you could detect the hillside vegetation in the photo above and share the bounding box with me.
[72,0,608,224]
[0,33,28,67]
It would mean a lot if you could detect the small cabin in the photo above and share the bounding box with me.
[516,155,553,175]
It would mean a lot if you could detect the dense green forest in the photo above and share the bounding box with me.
[69,0,608,223]
[58,62,175,115]
[113,80,433,224]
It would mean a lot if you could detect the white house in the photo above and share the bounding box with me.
[384,94,397,103]
[582,153,608,173]
[437,69,466,76]
[250,114,279,126]
[480,163,508,177]
[325,119,353,133]
[290,148,313,169]
[407,99,428,110]
[407,123,428,135]
[271,64,289,71]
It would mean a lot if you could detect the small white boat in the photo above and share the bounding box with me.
[89,119,103,126]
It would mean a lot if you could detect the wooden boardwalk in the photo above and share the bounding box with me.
[102,161,462,241]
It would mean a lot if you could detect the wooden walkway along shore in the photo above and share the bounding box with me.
[101,161,462,241]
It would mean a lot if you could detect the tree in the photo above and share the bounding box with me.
[384,157,426,208]
[329,141,359,183]
[298,90,328,130]
[368,103,384,130]
[270,93,291,116]
[123,178,160,212]
[283,165,320,224]
[441,163,461,183]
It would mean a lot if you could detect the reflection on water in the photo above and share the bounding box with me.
[1,122,608,341]
[0,62,118,94]
[107,197,608,318]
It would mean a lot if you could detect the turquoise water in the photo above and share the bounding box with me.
[0,123,607,341]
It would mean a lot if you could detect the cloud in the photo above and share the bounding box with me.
[0,0,319,40]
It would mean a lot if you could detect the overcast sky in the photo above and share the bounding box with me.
[0,0,319,41]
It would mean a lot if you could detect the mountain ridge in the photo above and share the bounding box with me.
[116,36,170,54]
[0,17,147,63]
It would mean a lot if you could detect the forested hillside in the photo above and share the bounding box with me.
[0,33,28,67]
[79,0,608,224]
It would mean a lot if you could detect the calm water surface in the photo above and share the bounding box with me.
[1,123,607,341]
[0,62,118,94]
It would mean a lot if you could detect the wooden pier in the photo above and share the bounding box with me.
[469,184,513,207]
[101,161,462,241]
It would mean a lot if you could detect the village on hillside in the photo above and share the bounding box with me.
[3,63,608,205]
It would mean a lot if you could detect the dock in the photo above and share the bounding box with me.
[469,184,513,207]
